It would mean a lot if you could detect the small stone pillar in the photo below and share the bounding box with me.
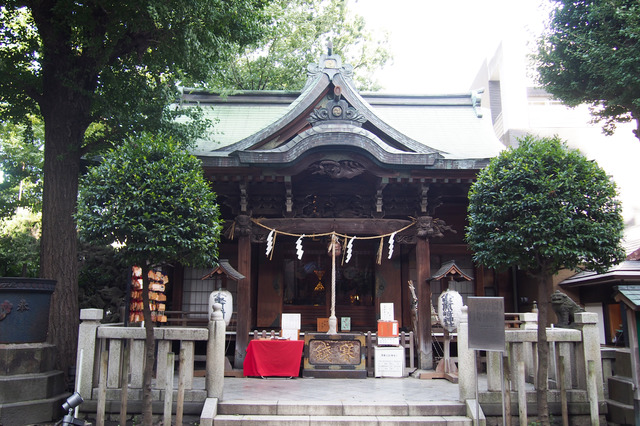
[457,306,476,401]
[520,312,538,330]
[76,308,103,399]
[574,311,604,400]
[207,302,226,399]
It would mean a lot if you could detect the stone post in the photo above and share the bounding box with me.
[574,312,604,400]
[520,312,537,330]
[76,308,103,399]
[457,306,476,401]
[207,302,226,398]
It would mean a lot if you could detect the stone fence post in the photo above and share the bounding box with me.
[207,302,226,398]
[574,312,604,400]
[76,308,103,399]
[520,312,538,330]
[457,305,476,401]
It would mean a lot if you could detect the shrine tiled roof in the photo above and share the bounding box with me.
[182,53,504,170]
[614,285,640,310]
[560,260,640,287]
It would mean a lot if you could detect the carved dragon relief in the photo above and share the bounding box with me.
[308,159,365,179]
[416,216,456,239]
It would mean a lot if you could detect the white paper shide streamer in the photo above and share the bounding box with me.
[295,234,305,260]
[266,229,275,257]
[387,232,396,259]
[345,236,355,263]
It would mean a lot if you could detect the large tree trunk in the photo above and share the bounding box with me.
[535,273,553,425]
[40,104,86,384]
[35,4,97,383]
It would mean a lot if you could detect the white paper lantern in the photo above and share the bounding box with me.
[437,289,463,332]
[209,289,233,326]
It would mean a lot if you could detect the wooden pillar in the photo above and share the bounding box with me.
[234,215,252,369]
[416,234,432,370]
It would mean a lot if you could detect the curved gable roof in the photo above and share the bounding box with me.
[187,53,503,170]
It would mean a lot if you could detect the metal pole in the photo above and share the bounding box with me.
[475,350,479,426]
[500,351,506,426]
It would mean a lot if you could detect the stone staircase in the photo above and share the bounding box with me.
[605,349,636,425]
[213,400,472,425]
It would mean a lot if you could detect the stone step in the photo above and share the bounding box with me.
[607,375,634,406]
[218,400,467,417]
[0,370,65,403]
[213,414,472,425]
[214,401,471,425]
[605,398,636,426]
[0,391,69,425]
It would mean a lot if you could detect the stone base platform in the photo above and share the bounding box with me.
[0,343,68,425]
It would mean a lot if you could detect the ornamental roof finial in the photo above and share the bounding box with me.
[327,40,333,56]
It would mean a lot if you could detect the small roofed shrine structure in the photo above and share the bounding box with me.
[176,50,507,370]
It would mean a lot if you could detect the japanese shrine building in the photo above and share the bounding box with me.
[172,52,507,369]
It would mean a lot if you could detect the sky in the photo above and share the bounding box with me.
[350,0,640,237]
[350,0,550,93]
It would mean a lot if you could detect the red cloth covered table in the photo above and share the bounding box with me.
[243,339,304,377]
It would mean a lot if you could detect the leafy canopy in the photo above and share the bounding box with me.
[0,208,40,277]
[0,118,43,218]
[535,0,640,139]
[466,135,625,276]
[76,134,222,269]
[203,0,391,92]
[0,0,270,151]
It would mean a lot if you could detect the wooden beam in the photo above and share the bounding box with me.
[254,218,413,235]
[416,237,433,370]
[234,234,251,369]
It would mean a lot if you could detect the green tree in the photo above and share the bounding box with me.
[0,208,40,277]
[0,0,268,377]
[466,135,625,425]
[77,241,129,323]
[0,119,43,218]
[204,0,391,91]
[76,134,222,425]
[535,0,640,140]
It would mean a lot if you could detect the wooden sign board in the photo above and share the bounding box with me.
[317,318,329,332]
[467,297,505,352]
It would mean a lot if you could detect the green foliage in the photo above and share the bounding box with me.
[0,119,43,218]
[466,135,625,276]
[0,209,40,277]
[76,134,222,270]
[535,0,640,138]
[203,0,391,92]
[78,242,129,323]
[0,0,270,150]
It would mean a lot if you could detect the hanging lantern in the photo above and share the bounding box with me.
[209,289,233,326]
[437,289,463,332]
